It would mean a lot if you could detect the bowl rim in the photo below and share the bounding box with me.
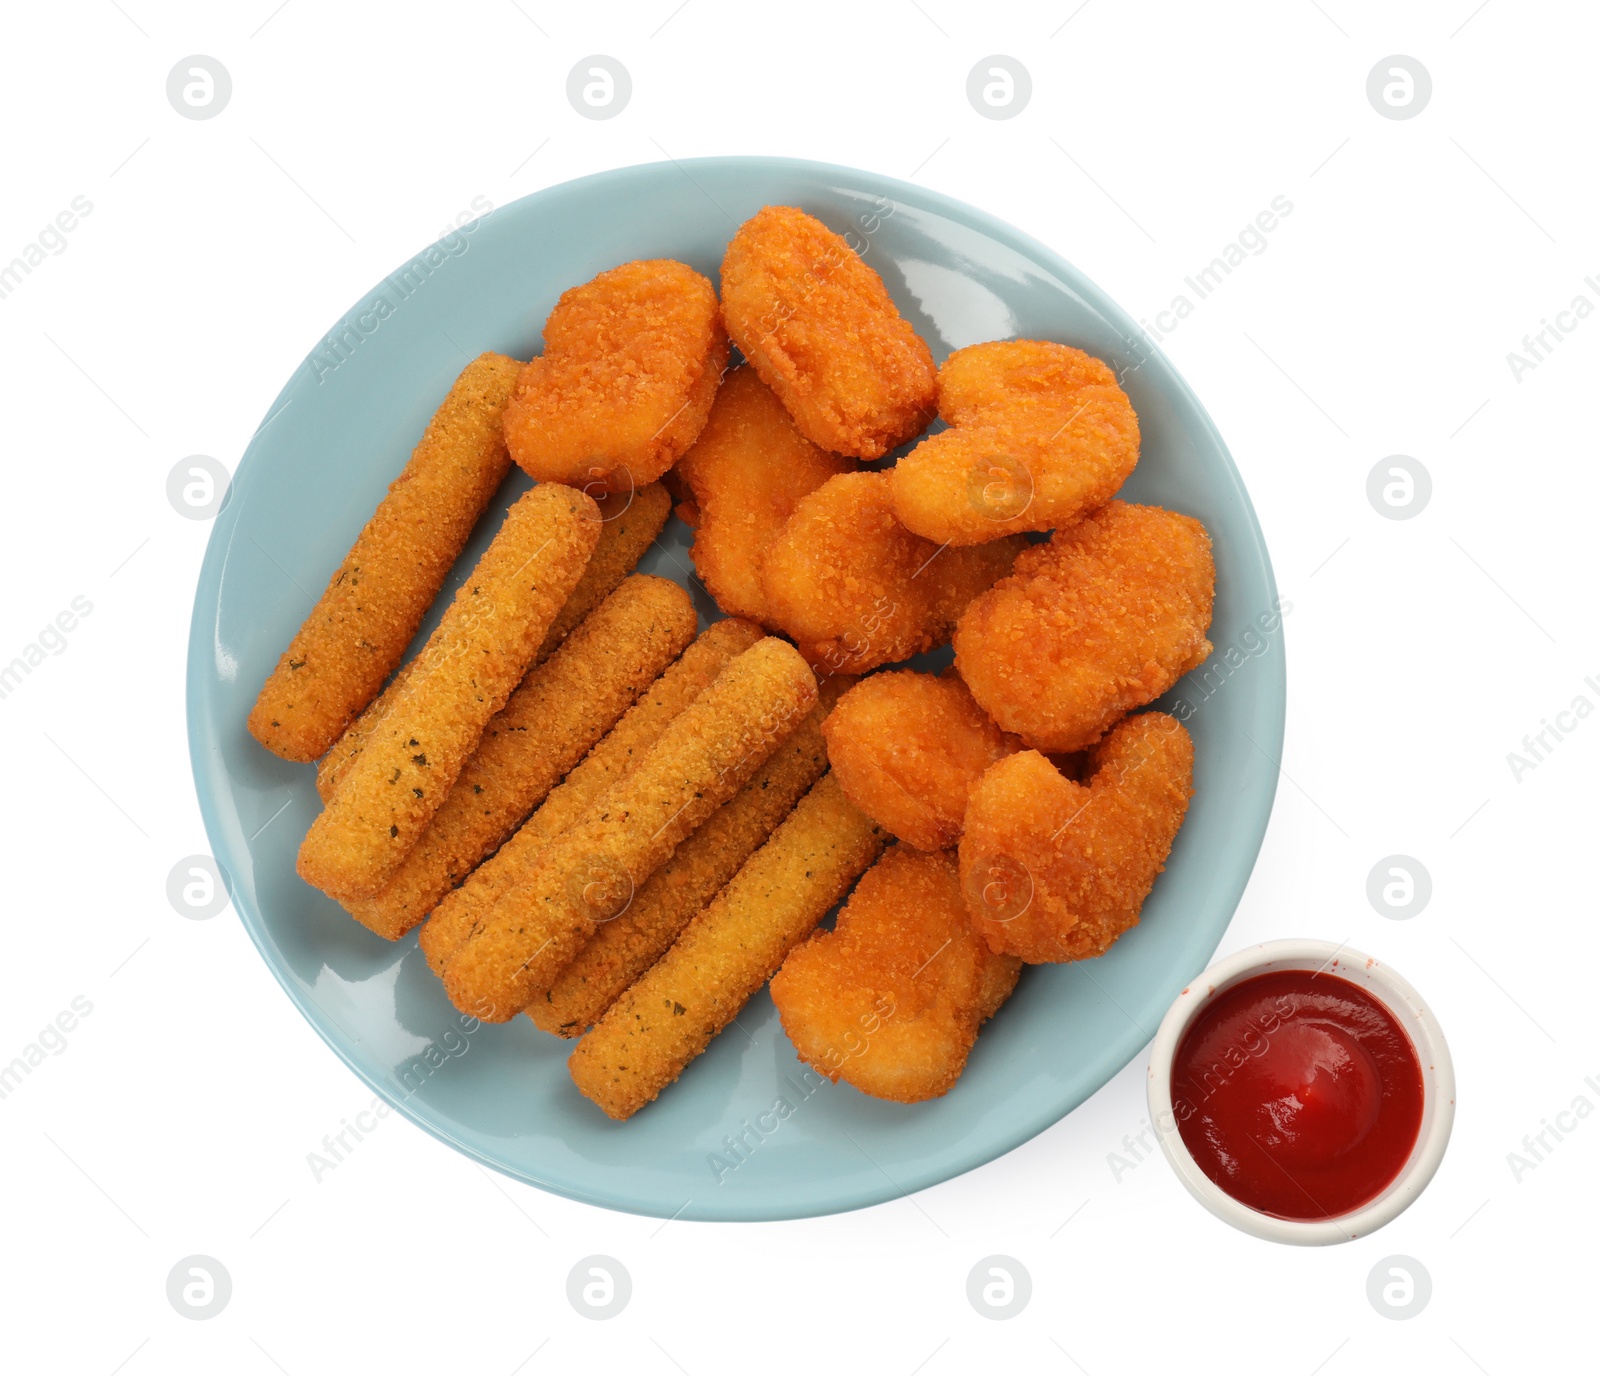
[1145,938,1456,1246]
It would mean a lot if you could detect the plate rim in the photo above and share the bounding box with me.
[186,153,1285,1221]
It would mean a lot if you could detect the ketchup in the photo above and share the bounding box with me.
[1170,969,1424,1220]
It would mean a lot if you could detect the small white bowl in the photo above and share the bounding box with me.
[1146,939,1455,1246]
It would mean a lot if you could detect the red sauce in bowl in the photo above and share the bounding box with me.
[1170,969,1424,1220]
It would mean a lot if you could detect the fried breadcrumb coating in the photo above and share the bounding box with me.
[341,575,695,939]
[504,260,728,493]
[418,618,763,975]
[529,674,854,1036]
[441,638,817,1020]
[249,352,522,762]
[772,846,1019,1103]
[960,712,1194,963]
[721,206,936,459]
[296,484,600,900]
[537,481,673,660]
[676,365,853,623]
[761,470,1021,672]
[954,500,1214,753]
[822,669,1019,851]
[569,772,886,1119]
[889,340,1140,545]
[316,481,671,803]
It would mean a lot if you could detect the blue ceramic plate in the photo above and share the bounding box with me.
[187,157,1284,1221]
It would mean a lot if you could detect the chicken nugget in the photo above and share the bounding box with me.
[976,947,1023,1024]
[676,365,853,623]
[721,206,936,459]
[760,470,1022,672]
[935,338,1118,424]
[529,675,853,1037]
[249,352,522,762]
[772,846,1018,1103]
[340,575,695,939]
[503,260,727,494]
[295,483,600,900]
[960,712,1194,963]
[569,772,887,1120]
[417,617,763,975]
[889,341,1140,545]
[954,501,1214,752]
[316,481,671,803]
[441,638,817,1020]
[822,669,1019,851]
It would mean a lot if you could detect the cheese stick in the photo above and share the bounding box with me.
[295,483,598,899]
[440,638,817,1020]
[250,352,522,761]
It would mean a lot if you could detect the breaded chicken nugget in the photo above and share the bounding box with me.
[569,772,886,1120]
[771,846,1019,1103]
[954,501,1214,753]
[936,338,1118,424]
[341,575,695,939]
[316,481,671,803]
[441,639,817,1019]
[823,669,1020,851]
[503,260,728,494]
[760,470,1022,672]
[249,352,522,762]
[418,618,763,975]
[721,206,936,459]
[296,484,600,899]
[528,675,853,1036]
[676,365,853,623]
[976,947,1023,1024]
[960,712,1194,963]
[889,341,1140,545]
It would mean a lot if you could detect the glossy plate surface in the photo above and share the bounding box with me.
[187,157,1285,1220]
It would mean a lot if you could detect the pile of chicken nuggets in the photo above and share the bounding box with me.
[249,203,1216,1120]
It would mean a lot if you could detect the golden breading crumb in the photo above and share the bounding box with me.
[954,500,1215,752]
[295,483,600,900]
[568,772,886,1120]
[960,712,1194,963]
[760,470,1021,672]
[316,481,672,803]
[503,260,728,493]
[417,618,764,975]
[536,480,673,659]
[721,206,936,459]
[771,846,1019,1103]
[249,352,522,762]
[341,575,696,939]
[676,365,852,624]
[822,669,1019,851]
[440,638,818,1019]
[528,674,854,1036]
[889,340,1140,545]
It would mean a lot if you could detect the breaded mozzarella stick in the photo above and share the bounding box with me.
[440,638,817,1020]
[316,481,671,802]
[296,483,599,899]
[418,617,762,974]
[342,575,695,939]
[250,352,523,762]
[528,675,853,1036]
[568,772,886,1120]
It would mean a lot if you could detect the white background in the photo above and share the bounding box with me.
[1,1,1594,1372]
